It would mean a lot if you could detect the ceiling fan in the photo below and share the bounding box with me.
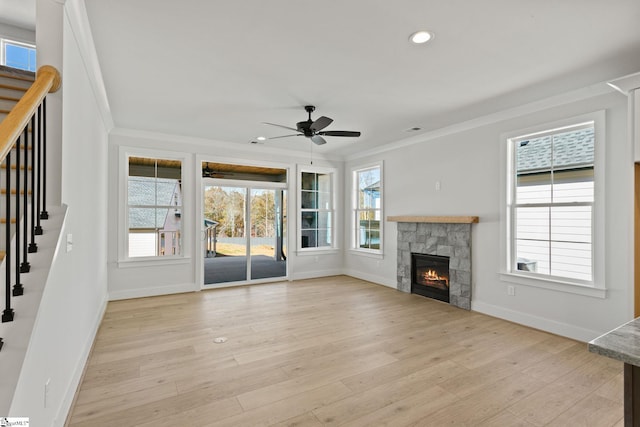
[259,105,361,145]
[202,162,230,178]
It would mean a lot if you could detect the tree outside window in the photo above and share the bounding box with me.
[353,164,382,252]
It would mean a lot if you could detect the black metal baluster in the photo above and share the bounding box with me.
[40,98,48,220]
[29,107,38,253]
[35,103,42,236]
[2,152,13,323]
[20,115,32,273]
[13,128,24,297]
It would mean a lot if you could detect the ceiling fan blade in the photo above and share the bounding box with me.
[262,122,299,132]
[311,135,327,145]
[318,130,361,137]
[310,116,333,132]
[267,133,302,140]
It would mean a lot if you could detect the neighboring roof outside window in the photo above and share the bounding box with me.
[516,127,594,173]
[128,177,181,229]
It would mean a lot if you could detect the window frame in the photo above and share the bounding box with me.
[351,161,384,257]
[118,147,191,265]
[297,165,337,253]
[1,38,36,72]
[500,111,606,298]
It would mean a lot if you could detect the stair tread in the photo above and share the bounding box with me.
[0,94,20,102]
[0,66,35,81]
[0,83,28,92]
[0,164,33,170]
[0,188,31,195]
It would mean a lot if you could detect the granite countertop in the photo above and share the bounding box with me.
[589,317,640,366]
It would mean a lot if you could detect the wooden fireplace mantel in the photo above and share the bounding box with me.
[387,215,479,224]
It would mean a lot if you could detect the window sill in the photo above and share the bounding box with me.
[296,248,340,256]
[348,249,384,260]
[500,271,606,299]
[118,257,191,268]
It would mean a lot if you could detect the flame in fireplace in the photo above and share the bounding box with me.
[423,269,449,287]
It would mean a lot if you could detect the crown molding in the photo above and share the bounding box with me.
[63,0,114,131]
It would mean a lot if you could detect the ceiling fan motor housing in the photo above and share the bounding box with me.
[296,120,314,137]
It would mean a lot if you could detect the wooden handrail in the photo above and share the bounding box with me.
[0,65,60,164]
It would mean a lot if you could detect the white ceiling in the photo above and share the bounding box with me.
[26,1,640,157]
[0,0,34,30]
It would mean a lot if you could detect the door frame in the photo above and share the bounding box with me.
[197,173,289,289]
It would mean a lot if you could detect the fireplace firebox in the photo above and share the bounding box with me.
[411,253,450,303]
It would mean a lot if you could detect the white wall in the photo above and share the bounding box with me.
[107,130,345,299]
[0,22,34,44]
[9,7,109,425]
[345,89,633,341]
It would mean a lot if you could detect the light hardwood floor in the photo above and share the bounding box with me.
[66,276,623,426]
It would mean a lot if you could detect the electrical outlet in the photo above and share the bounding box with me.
[507,285,515,296]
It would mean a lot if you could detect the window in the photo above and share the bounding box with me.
[127,156,183,258]
[1,39,36,72]
[507,118,601,287]
[353,163,383,253]
[299,168,335,250]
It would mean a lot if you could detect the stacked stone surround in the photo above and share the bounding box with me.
[397,222,472,310]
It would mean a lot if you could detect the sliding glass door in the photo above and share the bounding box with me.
[203,182,287,285]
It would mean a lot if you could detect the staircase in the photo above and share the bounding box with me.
[0,64,59,352]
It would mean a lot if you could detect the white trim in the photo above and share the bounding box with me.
[203,276,289,290]
[117,257,191,268]
[347,249,384,259]
[608,71,640,94]
[500,110,606,294]
[345,82,615,162]
[55,296,107,426]
[118,146,193,263]
[290,268,344,281]
[350,160,384,255]
[295,248,340,256]
[111,127,343,162]
[63,0,114,131]
[471,300,603,342]
[196,156,291,289]
[297,164,338,252]
[0,38,35,70]
[500,272,606,299]
[344,270,396,289]
[108,282,198,301]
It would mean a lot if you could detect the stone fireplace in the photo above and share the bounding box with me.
[388,216,478,310]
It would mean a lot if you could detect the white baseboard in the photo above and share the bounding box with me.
[108,282,197,301]
[471,300,602,342]
[290,269,345,281]
[56,292,108,426]
[343,269,397,289]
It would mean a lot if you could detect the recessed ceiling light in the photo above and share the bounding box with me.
[256,136,267,141]
[406,127,422,132]
[409,31,434,44]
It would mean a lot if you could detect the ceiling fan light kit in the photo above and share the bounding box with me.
[262,105,361,145]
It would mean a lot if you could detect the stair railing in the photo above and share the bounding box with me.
[0,65,60,351]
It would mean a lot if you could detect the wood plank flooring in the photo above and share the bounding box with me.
[66,276,623,426]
